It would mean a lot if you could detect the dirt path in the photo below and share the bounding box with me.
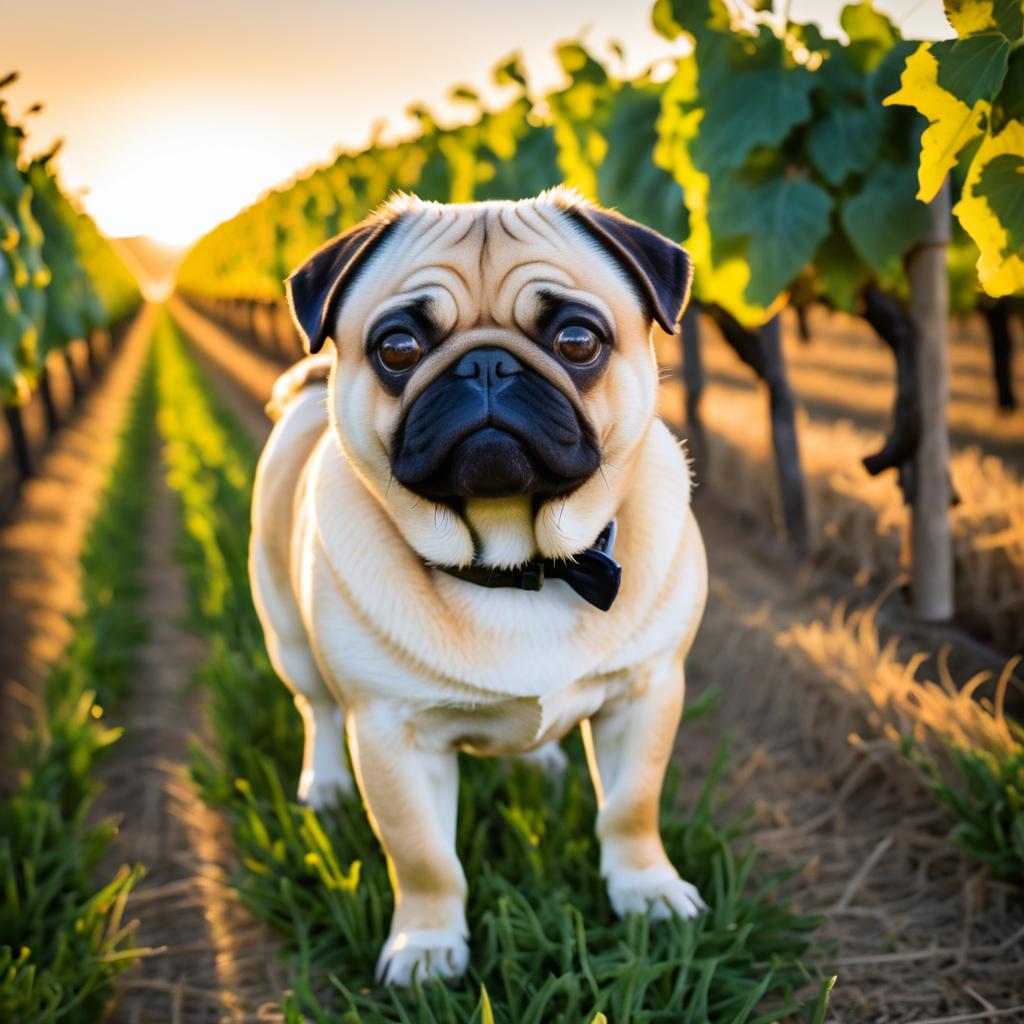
[161,303,1024,1022]
[680,500,1024,1021]
[92,370,282,1022]
[0,307,154,782]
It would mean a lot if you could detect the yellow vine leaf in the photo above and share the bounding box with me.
[953,119,1024,296]
[884,43,989,202]
[945,1,1000,35]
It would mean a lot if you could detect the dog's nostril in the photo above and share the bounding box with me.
[452,347,523,383]
[453,358,483,380]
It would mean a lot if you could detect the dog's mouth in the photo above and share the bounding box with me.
[389,346,601,502]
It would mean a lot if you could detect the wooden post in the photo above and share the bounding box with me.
[39,365,59,435]
[3,404,33,482]
[983,299,1017,411]
[699,303,809,554]
[64,348,83,405]
[760,315,809,556]
[85,331,98,377]
[247,300,259,347]
[907,180,953,622]
[679,304,708,487]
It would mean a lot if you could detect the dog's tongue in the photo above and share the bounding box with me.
[452,428,536,498]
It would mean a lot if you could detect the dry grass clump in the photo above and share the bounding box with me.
[780,599,1024,883]
[781,602,1020,761]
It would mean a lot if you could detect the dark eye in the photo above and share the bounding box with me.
[554,324,602,366]
[377,332,423,373]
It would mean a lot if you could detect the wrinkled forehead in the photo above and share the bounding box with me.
[338,200,639,339]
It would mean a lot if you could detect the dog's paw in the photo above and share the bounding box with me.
[376,927,470,987]
[605,864,707,921]
[514,741,569,776]
[297,768,353,811]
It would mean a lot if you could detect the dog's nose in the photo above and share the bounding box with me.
[452,347,523,393]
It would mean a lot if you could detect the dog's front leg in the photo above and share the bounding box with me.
[584,651,706,921]
[346,701,468,986]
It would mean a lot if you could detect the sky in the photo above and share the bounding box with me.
[5,1,954,247]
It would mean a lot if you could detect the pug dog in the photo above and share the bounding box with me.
[249,186,708,986]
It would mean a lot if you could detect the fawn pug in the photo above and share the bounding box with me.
[250,187,707,985]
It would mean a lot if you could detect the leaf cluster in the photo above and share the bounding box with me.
[885,0,1024,296]
[0,76,140,405]
[654,0,933,324]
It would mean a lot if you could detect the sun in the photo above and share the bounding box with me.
[80,104,306,247]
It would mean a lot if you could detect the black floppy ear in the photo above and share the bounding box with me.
[286,211,404,354]
[568,206,693,334]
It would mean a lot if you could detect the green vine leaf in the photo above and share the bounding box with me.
[690,36,816,176]
[841,161,932,279]
[808,105,882,185]
[711,175,834,307]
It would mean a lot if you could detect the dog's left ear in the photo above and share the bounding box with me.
[286,212,403,354]
[570,207,693,334]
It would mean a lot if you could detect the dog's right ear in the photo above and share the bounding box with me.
[286,212,403,354]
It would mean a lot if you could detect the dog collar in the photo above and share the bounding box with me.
[434,521,622,612]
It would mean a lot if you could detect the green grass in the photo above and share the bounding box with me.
[0,348,156,1024]
[905,734,1024,884]
[155,310,834,1022]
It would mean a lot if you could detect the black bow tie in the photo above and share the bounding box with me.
[433,521,622,612]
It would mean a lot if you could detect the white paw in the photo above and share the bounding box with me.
[376,927,470,987]
[297,767,353,811]
[605,864,708,921]
[514,741,569,776]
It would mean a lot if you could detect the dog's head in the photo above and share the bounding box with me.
[287,187,691,569]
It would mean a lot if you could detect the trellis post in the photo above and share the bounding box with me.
[679,305,707,487]
[759,314,809,557]
[907,179,953,621]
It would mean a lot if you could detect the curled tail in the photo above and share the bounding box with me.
[266,354,333,421]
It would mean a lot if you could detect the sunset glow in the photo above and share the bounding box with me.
[82,106,312,245]
[6,0,953,247]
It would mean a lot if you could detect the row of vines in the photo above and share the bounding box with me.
[1,72,141,484]
[178,0,1024,639]
[179,1,1023,320]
